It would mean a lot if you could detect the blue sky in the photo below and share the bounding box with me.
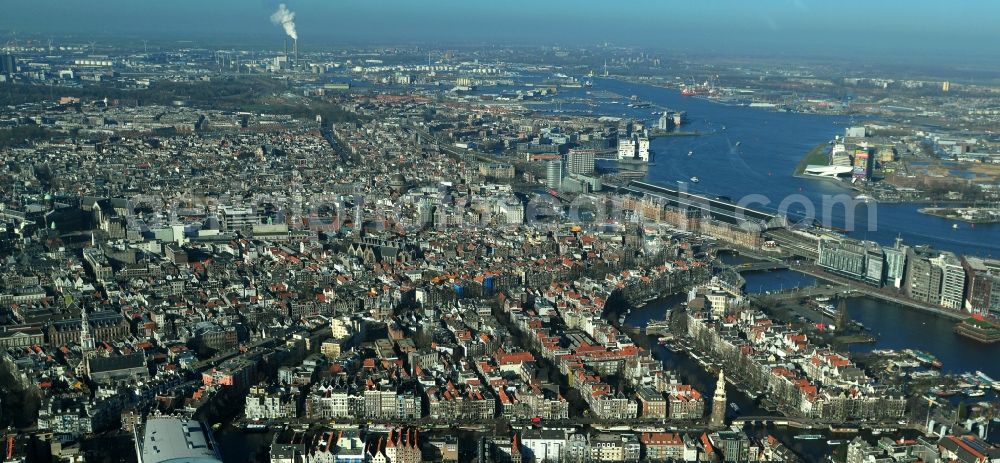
[3,0,999,62]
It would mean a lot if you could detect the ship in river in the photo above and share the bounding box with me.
[903,349,943,368]
[954,316,1000,344]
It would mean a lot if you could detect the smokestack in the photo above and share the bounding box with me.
[294,38,298,69]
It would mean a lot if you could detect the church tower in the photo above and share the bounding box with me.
[710,369,727,428]
[80,306,95,352]
[835,296,849,330]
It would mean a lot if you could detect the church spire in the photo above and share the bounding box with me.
[710,369,727,428]
[80,306,95,351]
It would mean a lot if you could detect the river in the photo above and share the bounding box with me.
[544,78,1000,258]
[845,297,1000,378]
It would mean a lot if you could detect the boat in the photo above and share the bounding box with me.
[904,349,942,368]
[935,388,958,397]
[827,440,843,446]
[953,224,959,229]
[688,150,693,156]
[967,389,986,398]
[794,434,824,440]
[735,141,741,147]
[730,403,740,412]
[244,423,269,432]
[690,176,699,183]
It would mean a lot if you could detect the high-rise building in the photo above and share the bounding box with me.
[710,370,727,428]
[905,247,943,304]
[565,149,595,175]
[657,113,672,130]
[545,160,563,191]
[617,137,636,160]
[0,54,16,76]
[637,136,650,161]
[865,247,885,287]
[962,256,1000,316]
[933,252,966,310]
[852,150,871,180]
[884,238,908,288]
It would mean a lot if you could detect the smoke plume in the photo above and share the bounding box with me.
[270,4,297,40]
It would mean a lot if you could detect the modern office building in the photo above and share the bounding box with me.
[884,238,908,289]
[545,159,563,191]
[932,252,966,310]
[817,238,867,281]
[905,247,944,305]
[963,256,1000,316]
[565,149,596,175]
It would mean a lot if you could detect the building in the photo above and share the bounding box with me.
[83,247,113,281]
[709,429,751,463]
[244,385,298,420]
[906,247,944,304]
[817,238,872,283]
[639,432,685,461]
[0,53,17,76]
[589,433,640,463]
[565,149,595,175]
[963,256,1000,316]
[884,238,909,289]
[636,387,667,420]
[519,428,567,463]
[937,434,1000,463]
[845,126,868,138]
[479,163,516,180]
[545,160,563,191]
[710,370,727,428]
[135,416,222,463]
[933,252,966,310]
[46,310,130,347]
[219,205,258,232]
[87,352,148,383]
[853,150,871,180]
[865,246,886,287]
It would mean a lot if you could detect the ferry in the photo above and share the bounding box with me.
[690,176,700,183]
[794,434,824,440]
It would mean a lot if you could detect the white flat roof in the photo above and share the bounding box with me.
[139,417,222,463]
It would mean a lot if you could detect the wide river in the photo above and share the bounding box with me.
[548,78,1000,258]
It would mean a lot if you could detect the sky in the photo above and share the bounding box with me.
[2,0,999,63]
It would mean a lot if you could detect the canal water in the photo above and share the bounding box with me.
[625,296,922,462]
[214,425,275,463]
[846,298,1000,378]
[544,78,1000,258]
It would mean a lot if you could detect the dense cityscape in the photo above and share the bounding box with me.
[1,2,1000,462]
